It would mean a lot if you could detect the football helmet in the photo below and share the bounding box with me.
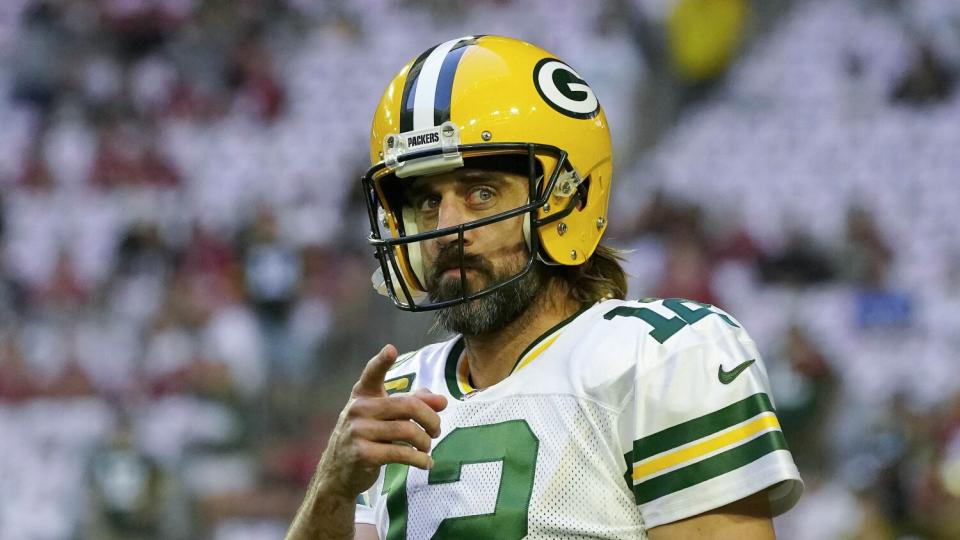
[363,35,613,310]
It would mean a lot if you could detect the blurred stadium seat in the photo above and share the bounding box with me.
[0,0,959,538]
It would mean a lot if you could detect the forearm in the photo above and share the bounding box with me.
[286,476,356,540]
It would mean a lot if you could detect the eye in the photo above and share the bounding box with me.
[417,194,441,213]
[468,186,496,206]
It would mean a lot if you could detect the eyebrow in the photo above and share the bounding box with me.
[457,170,507,182]
[406,171,510,198]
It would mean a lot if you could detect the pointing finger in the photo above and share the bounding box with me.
[353,344,398,397]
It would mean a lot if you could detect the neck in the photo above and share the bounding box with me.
[462,280,582,389]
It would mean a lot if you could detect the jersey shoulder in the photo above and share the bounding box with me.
[383,337,459,396]
[573,297,748,357]
[564,298,755,405]
[588,297,745,350]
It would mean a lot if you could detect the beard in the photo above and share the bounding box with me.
[426,245,547,337]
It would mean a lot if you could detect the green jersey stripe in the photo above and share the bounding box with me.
[384,463,410,539]
[443,339,467,400]
[631,393,775,463]
[634,430,788,505]
[443,305,588,401]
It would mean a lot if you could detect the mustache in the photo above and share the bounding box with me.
[428,245,494,284]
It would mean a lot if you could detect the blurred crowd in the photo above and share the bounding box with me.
[0,0,958,538]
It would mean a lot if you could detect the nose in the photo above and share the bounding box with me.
[432,194,472,248]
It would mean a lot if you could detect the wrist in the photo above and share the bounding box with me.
[313,476,357,503]
[288,480,356,540]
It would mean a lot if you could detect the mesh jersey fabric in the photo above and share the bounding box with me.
[355,298,803,538]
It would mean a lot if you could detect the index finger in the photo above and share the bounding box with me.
[353,344,398,397]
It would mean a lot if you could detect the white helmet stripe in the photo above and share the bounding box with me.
[412,36,474,131]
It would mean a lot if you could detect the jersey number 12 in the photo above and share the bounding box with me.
[382,419,539,539]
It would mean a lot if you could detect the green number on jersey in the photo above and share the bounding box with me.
[382,419,539,539]
[603,297,739,344]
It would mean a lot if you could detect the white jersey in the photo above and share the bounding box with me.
[355,298,803,538]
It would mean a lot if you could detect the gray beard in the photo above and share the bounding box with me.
[431,263,547,337]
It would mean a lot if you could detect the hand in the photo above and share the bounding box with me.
[315,344,448,500]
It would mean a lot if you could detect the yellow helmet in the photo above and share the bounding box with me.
[363,35,613,310]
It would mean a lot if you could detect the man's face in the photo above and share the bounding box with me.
[404,167,546,335]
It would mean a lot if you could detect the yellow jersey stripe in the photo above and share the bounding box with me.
[384,378,410,394]
[633,413,781,482]
[454,313,573,391]
[457,354,474,393]
[513,333,561,373]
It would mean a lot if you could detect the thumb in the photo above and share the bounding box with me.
[353,344,398,397]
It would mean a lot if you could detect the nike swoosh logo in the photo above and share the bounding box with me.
[718,359,755,384]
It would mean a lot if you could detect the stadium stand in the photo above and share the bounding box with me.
[0,0,958,538]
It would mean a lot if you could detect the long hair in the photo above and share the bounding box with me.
[551,244,628,304]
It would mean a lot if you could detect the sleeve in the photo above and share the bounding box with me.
[355,466,387,528]
[617,301,803,529]
[355,491,376,525]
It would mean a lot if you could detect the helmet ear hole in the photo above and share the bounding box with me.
[576,176,590,211]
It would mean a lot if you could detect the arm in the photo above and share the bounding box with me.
[648,491,774,540]
[355,524,379,540]
[285,345,447,540]
[285,475,357,540]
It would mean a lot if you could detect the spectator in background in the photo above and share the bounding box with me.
[226,25,286,122]
[758,230,835,286]
[88,118,180,190]
[840,206,893,289]
[85,414,169,540]
[239,206,306,431]
[891,44,956,106]
[18,138,57,191]
[653,203,719,305]
[766,324,837,473]
[117,222,175,277]
[839,206,913,329]
[10,1,71,113]
[0,333,40,401]
[931,392,960,536]
[241,207,301,329]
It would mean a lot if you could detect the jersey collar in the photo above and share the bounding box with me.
[443,304,591,400]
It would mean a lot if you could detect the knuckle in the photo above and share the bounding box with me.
[351,441,373,464]
[417,429,432,447]
[420,414,439,434]
[345,399,365,419]
[388,444,412,463]
[401,396,423,416]
[411,436,430,453]
[392,396,412,415]
[342,420,359,439]
[396,420,417,439]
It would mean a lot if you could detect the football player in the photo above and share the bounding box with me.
[287,35,802,539]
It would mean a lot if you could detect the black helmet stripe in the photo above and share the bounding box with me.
[399,44,438,133]
[399,36,478,133]
[433,36,481,126]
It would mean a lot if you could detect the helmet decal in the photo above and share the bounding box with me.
[400,36,480,132]
[532,58,599,119]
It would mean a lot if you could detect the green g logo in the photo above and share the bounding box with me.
[533,58,600,119]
